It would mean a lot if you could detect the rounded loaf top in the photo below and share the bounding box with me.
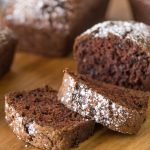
[82,21,150,50]
[4,0,72,31]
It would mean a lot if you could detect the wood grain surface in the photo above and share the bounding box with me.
[1,0,150,150]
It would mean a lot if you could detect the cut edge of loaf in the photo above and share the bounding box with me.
[58,69,149,134]
[5,87,95,150]
[73,21,150,91]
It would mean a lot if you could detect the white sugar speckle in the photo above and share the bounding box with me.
[82,21,150,49]
[5,0,72,32]
[0,27,12,45]
[59,72,136,133]
[27,122,36,135]
[80,89,86,96]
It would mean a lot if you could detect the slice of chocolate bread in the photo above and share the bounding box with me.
[5,86,95,150]
[74,21,150,91]
[58,70,149,134]
[1,0,109,57]
[0,25,17,77]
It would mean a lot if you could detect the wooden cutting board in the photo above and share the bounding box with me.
[1,1,149,150]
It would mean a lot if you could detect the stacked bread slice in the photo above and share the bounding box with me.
[58,70,149,134]
[5,86,95,150]
[4,21,150,150]
[5,69,149,149]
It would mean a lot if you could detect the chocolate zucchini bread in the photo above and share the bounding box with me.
[5,86,95,150]
[0,25,17,77]
[2,0,109,57]
[129,0,150,25]
[58,70,149,134]
[74,21,150,91]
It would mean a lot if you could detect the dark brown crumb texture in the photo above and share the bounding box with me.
[5,86,95,150]
[74,21,150,91]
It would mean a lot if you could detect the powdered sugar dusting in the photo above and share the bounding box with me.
[82,21,150,48]
[5,101,25,136]
[5,100,42,143]
[58,72,137,133]
[0,27,11,45]
[5,0,71,32]
[59,73,76,104]
[26,122,37,136]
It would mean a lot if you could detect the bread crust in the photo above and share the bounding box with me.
[0,25,17,77]
[58,70,149,134]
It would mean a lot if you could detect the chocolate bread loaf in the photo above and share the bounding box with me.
[2,0,109,57]
[58,70,149,134]
[74,21,150,91]
[129,0,150,25]
[5,86,95,150]
[0,25,17,77]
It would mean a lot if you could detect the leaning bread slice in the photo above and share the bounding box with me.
[58,70,149,134]
[5,86,95,150]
